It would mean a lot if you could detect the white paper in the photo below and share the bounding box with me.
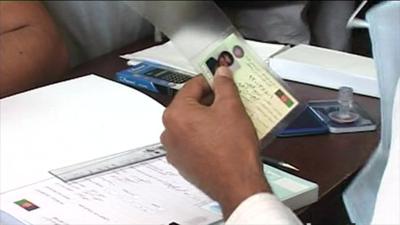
[0,157,221,225]
[120,40,286,75]
[269,44,378,97]
[0,75,165,193]
[0,157,319,225]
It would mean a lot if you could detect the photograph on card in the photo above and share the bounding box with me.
[205,46,242,75]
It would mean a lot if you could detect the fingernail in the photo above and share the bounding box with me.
[215,66,233,79]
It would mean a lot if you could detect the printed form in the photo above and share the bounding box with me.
[0,158,222,225]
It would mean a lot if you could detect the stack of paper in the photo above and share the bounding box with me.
[120,40,287,75]
[269,44,378,97]
[265,165,318,210]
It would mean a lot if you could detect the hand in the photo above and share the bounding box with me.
[160,67,271,219]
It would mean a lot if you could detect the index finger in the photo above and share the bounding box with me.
[174,75,211,102]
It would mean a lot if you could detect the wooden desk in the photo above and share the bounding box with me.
[65,39,380,224]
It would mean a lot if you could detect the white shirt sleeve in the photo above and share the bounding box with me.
[226,193,303,225]
[371,79,400,224]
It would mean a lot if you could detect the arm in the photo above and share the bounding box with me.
[160,67,301,224]
[307,1,355,51]
[0,2,69,98]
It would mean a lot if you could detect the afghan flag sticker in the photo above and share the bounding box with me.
[275,89,294,108]
[14,199,39,211]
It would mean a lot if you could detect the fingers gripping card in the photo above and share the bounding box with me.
[195,33,299,139]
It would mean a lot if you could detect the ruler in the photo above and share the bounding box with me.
[49,143,166,182]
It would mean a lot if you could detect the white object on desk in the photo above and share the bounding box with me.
[122,41,196,75]
[269,44,378,97]
[120,40,287,75]
[0,75,165,193]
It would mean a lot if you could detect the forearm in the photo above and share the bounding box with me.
[308,1,355,51]
[0,2,69,98]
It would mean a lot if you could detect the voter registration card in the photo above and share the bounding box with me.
[196,33,300,141]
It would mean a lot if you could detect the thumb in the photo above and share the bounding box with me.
[213,67,241,103]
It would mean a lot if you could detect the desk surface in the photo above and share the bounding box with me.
[64,38,380,223]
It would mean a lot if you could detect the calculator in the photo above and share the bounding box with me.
[116,61,194,95]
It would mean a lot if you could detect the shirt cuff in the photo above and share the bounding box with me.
[226,192,302,225]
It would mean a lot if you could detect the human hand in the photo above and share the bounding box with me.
[160,67,270,219]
